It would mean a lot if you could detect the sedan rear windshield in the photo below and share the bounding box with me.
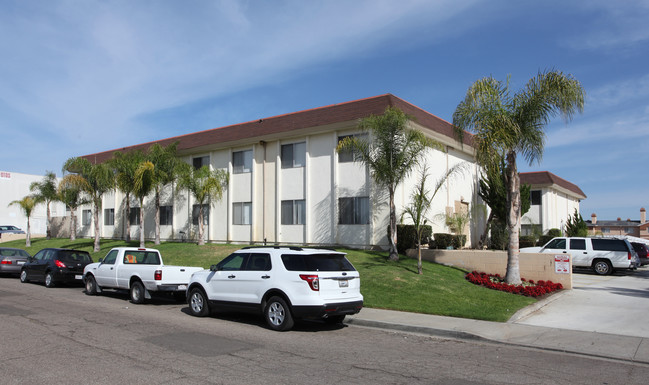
[281,253,356,272]
[0,248,29,257]
[57,251,92,264]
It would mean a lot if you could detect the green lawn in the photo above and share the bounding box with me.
[3,237,536,322]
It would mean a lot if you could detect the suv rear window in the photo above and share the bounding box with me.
[591,239,629,252]
[281,253,356,272]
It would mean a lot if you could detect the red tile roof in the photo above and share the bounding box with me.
[81,94,473,164]
[519,171,586,199]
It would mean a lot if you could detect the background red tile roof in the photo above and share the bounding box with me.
[520,171,586,199]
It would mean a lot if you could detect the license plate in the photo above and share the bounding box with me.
[75,275,82,280]
[17,261,24,265]
[177,285,187,290]
[338,280,349,288]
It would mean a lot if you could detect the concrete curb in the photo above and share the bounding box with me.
[507,289,568,323]
[345,317,488,342]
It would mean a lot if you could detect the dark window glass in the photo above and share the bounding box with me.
[233,202,252,225]
[281,200,305,225]
[544,238,566,249]
[281,142,306,168]
[102,250,118,265]
[592,239,628,252]
[339,197,369,224]
[104,208,115,226]
[192,204,209,225]
[193,156,209,170]
[82,209,92,226]
[244,253,271,271]
[160,206,173,226]
[281,253,356,272]
[129,207,141,225]
[233,150,252,174]
[217,253,248,271]
[570,239,586,250]
[531,190,542,205]
[57,250,92,264]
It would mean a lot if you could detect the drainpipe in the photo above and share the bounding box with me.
[260,140,267,243]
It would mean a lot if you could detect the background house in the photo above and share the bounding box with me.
[519,171,587,236]
[587,208,649,240]
[74,94,485,249]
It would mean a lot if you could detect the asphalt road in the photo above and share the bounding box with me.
[516,267,649,337]
[2,277,649,384]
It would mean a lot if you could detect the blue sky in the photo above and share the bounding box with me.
[1,0,647,221]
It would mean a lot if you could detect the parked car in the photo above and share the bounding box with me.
[187,246,363,331]
[0,225,25,234]
[0,247,30,276]
[631,242,649,266]
[521,237,639,275]
[83,247,203,303]
[20,248,93,287]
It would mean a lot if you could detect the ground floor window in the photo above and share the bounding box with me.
[339,197,369,225]
[281,200,305,225]
[104,209,115,226]
[233,202,252,225]
[129,207,141,225]
[160,205,173,226]
[192,204,209,225]
[82,209,92,226]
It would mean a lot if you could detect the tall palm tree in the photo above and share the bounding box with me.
[29,171,59,240]
[8,196,36,247]
[63,157,115,252]
[337,106,439,261]
[147,142,181,245]
[453,69,585,284]
[109,150,145,242]
[133,161,156,248]
[57,178,89,241]
[177,164,228,246]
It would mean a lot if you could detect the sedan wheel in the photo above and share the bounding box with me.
[20,269,29,283]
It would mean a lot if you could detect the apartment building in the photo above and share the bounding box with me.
[587,208,649,240]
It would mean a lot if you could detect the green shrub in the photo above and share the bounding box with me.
[489,222,509,250]
[391,224,432,254]
[547,228,562,237]
[432,233,453,249]
[451,235,467,249]
[519,235,536,248]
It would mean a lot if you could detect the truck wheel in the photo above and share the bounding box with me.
[85,275,98,295]
[188,288,210,317]
[593,260,613,275]
[130,281,146,304]
[264,296,294,331]
[45,271,55,288]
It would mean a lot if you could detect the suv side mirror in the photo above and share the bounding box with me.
[209,264,219,272]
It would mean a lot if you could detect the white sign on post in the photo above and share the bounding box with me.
[555,255,570,274]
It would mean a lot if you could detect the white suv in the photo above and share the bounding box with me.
[186,247,363,331]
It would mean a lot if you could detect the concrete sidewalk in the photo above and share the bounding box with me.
[346,307,649,363]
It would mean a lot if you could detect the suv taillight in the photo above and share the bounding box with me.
[154,270,162,280]
[55,260,66,268]
[628,252,632,260]
[299,274,319,291]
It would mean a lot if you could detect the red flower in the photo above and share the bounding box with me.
[465,271,562,297]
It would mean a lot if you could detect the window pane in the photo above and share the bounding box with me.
[243,202,251,225]
[233,151,243,173]
[294,142,306,167]
[160,206,173,226]
[281,200,293,225]
[295,200,305,225]
[338,135,353,163]
[281,144,293,169]
[356,197,369,224]
[339,198,353,224]
[243,150,252,173]
[104,209,114,226]
[130,208,140,225]
[531,190,541,205]
[233,203,242,225]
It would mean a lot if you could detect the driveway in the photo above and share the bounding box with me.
[515,267,649,338]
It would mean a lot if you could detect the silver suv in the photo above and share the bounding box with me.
[186,247,363,331]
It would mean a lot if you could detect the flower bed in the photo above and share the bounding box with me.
[466,271,563,297]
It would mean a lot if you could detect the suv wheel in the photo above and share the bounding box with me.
[264,296,294,331]
[593,260,613,275]
[188,288,210,317]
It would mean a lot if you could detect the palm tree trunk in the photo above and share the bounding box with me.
[198,205,205,246]
[155,190,161,245]
[26,216,31,247]
[125,193,131,242]
[388,187,399,261]
[504,151,521,284]
[46,201,51,240]
[70,209,77,241]
[139,198,145,248]
[93,202,100,252]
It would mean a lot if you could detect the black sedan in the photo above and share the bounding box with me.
[0,247,30,276]
[20,248,93,288]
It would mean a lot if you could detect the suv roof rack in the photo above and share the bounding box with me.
[241,246,304,251]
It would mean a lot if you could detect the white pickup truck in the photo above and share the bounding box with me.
[83,247,203,303]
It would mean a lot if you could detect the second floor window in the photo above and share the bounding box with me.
[530,190,541,205]
[233,150,253,174]
[193,156,210,170]
[281,142,306,168]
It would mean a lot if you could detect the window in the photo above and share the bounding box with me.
[281,142,306,168]
[104,209,115,226]
[193,156,210,170]
[602,227,610,233]
[281,253,356,271]
[216,253,247,271]
[233,150,252,174]
[570,239,586,250]
[129,207,141,225]
[530,190,542,205]
[244,253,271,271]
[339,197,370,225]
[102,249,118,265]
[233,202,252,225]
[82,209,92,226]
[281,200,305,225]
[544,238,566,249]
[160,206,173,226]
[192,204,209,225]
[592,239,628,252]
[338,134,367,163]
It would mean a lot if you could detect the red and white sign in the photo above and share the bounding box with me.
[0,171,11,180]
[555,255,570,274]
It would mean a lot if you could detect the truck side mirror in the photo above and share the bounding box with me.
[98,258,103,264]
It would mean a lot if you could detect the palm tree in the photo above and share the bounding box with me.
[109,150,145,242]
[337,106,439,261]
[57,178,89,240]
[147,142,181,245]
[133,161,156,248]
[8,196,36,247]
[62,157,115,252]
[177,164,228,246]
[453,69,585,284]
[29,171,59,240]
